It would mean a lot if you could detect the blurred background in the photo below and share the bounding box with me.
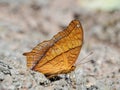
[0,0,120,89]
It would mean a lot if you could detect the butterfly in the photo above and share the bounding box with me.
[23,20,83,78]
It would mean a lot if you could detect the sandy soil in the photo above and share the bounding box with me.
[0,1,120,90]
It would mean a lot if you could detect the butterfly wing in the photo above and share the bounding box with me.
[23,20,83,76]
[23,40,55,68]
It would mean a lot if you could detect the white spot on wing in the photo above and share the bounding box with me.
[76,24,80,28]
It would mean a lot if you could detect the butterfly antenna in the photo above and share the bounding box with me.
[80,60,92,65]
[75,51,94,66]
[80,51,93,63]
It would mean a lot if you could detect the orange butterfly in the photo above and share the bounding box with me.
[23,20,83,78]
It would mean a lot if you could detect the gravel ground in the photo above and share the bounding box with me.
[0,1,120,90]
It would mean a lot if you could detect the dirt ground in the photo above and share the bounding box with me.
[0,1,120,90]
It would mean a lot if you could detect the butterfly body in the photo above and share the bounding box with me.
[23,20,83,77]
